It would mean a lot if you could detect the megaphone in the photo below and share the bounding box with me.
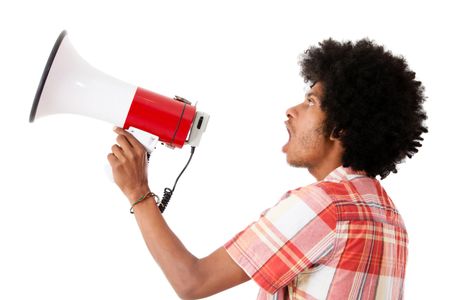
[30,30,209,152]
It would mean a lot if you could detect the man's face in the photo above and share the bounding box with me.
[282,81,332,168]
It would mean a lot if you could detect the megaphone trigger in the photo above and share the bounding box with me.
[126,127,159,154]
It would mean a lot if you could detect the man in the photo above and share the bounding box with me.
[107,38,427,299]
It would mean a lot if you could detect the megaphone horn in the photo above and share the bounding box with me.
[30,30,209,150]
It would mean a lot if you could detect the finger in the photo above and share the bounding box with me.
[116,134,133,153]
[107,152,119,166]
[117,133,146,159]
[113,127,144,150]
[111,144,126,161]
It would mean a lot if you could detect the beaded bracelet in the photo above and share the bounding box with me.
[130,191,159,214]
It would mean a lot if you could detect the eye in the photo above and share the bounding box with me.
[307,98,315,106]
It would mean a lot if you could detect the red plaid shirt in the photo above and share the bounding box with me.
[225,166,408,299]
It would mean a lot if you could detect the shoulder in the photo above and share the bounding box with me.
[262,183,337,230]
[286,182,336,211]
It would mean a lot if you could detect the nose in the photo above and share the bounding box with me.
[285,105,296,119]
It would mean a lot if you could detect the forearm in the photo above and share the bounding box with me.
[129,190,199,298]
[109,128,248,298]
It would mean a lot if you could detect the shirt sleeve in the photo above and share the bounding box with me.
[224,184,337,294]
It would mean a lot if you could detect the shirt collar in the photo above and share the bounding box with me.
[323,165,368,183]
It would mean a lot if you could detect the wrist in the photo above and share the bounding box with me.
[129,190,159,214]
[126,186,151,204]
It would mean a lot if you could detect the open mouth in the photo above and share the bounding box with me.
[285,121,292,139]
[282,122,291,153]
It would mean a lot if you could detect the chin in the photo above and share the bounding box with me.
[286,155,305,168]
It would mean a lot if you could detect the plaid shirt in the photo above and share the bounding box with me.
[225,166,408,300]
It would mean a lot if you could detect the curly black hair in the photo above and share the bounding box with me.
[299,38,428,179]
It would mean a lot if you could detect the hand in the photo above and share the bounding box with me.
[107,127,150,201]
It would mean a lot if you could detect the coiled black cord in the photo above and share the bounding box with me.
[156,146,196,213]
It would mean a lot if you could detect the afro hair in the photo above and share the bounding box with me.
[299,38,428,179]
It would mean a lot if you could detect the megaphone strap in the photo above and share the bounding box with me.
[168,101,187,147]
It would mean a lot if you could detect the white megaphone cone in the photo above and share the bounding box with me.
[30,30,210,213]
[30,30,209,152]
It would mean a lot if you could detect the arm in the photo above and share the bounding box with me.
[107,127,250,299]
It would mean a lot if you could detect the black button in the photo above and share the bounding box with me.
[197,116,204,129]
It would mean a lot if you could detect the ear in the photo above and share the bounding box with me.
[329,127,344,141]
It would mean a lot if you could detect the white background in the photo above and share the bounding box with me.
[0,1,448,299]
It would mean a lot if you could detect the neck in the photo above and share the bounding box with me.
[308,160,342,181]
[308,140,343,181]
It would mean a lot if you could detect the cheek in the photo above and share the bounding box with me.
[296,123,327,149]
[293,119,318,140]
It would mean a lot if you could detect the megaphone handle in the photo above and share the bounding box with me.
[105,127,155,182]
[126,127,159,154]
